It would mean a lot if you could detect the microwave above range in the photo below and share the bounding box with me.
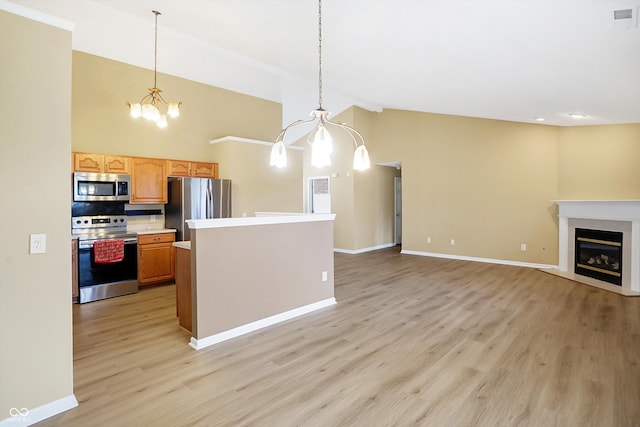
[73,172,130,202]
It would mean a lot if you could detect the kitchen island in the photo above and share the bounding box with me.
[175,213,336,350]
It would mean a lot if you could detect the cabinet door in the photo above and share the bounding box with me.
[104,155,130,174]
[167,160,191,177]
[191,162,218,178]
[138,242,175,285]
[175,247,192,332]
[73,152,103,172]
[130,157,167,203]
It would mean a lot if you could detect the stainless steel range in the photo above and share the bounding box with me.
[72,202,138,303]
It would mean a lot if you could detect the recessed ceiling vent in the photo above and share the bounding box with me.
[613,7,638,30]
[614,9,633,20]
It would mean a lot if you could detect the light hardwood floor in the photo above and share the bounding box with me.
[37,248,640,426]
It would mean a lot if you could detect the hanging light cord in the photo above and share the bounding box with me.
[271,0,370,170]
[153,10,160,91]
[126,9,182,127]
[317,0,323,110]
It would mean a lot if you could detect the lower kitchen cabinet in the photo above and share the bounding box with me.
[138,233,175,286]
[175,246,192,333]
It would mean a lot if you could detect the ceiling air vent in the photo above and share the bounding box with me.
[614,9,633,20]
[613,7,638,30]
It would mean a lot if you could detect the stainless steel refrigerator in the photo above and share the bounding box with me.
[166,177,232,241]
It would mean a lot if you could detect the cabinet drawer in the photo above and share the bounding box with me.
[138,233,175,245]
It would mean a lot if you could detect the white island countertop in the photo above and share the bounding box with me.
[186,213,335,230]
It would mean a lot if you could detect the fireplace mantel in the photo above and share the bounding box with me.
[551,200,640,296]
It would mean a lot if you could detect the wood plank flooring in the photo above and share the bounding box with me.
[36,247,640,426]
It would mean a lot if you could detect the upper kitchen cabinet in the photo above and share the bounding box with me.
[168,160,218,178]
[192,162,218,178]
[73,152,130,174]
[130,157,167,203]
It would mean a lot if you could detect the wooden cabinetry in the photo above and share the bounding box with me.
[192,162,218,178]
[167,160,191,177]
[175,246,192,332]
[73,152,219,203]
[168,160,218,178]
[73,152,130,173]
[130,157,167,203]
[138,233,175,286]
[72,239,78,302]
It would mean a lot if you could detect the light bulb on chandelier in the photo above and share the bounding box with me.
[126,10,182,128]
[270,0,370,171]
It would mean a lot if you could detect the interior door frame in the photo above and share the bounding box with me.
[394,176,402,245]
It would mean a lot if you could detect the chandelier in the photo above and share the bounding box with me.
[126,10,181,129]
[270,0,370,170]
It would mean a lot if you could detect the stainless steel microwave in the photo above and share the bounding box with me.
[73,172,130,202]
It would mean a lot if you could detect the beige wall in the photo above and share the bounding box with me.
[558,124,640,199]
[369,109,560,265]
[210,139,303,217]
[73,52,303,215]
[191,220,335,338]
[72,51,281,161]
[293,107,640,262]
[0,10,74,418]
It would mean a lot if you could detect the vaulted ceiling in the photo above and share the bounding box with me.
[9,0,640,126]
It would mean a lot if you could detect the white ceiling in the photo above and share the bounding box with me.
[7,0,640,126]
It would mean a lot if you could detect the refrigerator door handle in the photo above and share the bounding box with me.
[206,180,213,218]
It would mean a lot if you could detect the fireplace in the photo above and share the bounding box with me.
[552,200,640,296]
[574,228,622,286]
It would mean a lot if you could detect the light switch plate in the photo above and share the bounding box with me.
[30,234,46,254]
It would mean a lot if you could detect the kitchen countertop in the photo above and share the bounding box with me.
[133,228,177,235]
[173,241,191,250]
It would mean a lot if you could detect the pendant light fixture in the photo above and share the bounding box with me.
[270,0,370,171]
[126,10,181,129]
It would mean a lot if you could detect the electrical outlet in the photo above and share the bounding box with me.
[427,237,431,243]
[521,243,527,251]
[30,234,46,254]
[450,239,455,245]
[322,271,328,282]
[150,214,156,222]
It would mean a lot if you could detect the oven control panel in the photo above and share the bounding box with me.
[72,215,128,230]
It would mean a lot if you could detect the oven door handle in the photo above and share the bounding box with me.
[78,238,138,249]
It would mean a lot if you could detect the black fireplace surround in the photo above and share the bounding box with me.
[574,228,623,286]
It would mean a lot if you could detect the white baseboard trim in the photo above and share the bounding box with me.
[334,243,396,254]
[0,394,78,427]
[401,249,557,270]
[189,297,337,350]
